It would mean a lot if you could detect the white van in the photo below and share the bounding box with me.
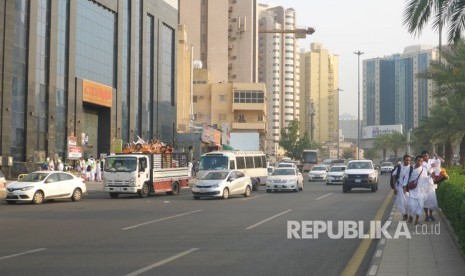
[197,151,268,191]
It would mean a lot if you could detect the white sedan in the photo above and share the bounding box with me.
[192,170,252,199]
[5,171,87,204]
[266,168,304,192]
[326,165,346,185]
[308,165,329,182]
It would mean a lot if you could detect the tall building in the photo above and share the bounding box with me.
[179,0,258,83]
[299,43,339,144]
[258,4,300,157]
[0,0,178,173]
[363,45,438,131]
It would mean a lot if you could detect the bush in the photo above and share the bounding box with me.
[436,167,465,254]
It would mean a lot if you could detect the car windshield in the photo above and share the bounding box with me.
[19,172,48,182]
[347,162,372,169]
[312,166,326,171]
[199,155,229,170]
[272,169,295,176]
[330,166,346,172]
[202,171,229,180]
[104,157,137,172]
[278,163,293,168]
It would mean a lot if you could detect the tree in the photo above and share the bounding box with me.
[364,148,379,161]
[342,149,354,159]
[388,132,407,160]
[373,134,391,161]
[279,119,320,160]
[403,0,465,45]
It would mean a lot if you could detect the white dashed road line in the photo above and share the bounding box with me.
[125,248,199,276]
[315,193,333,200]
[0,248,47,261]
[122,210,202,230]
[246,209,293,230]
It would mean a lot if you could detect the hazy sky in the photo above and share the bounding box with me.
[266,0,440,117]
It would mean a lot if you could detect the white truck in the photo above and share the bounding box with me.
[103,152,190,198]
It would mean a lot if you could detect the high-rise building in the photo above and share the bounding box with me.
[299,43,339,144]
[179,0,258,83]
[258,4,300,157]
[363,45,438,131]
[0,0,178,173]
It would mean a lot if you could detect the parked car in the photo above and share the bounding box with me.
[342,160,378,193]
[326,165,346,185]
[266,168,303,192]
[308,165,329,182]
[5,171,87,204]
[380,162,395,175]
[192,170,252,200]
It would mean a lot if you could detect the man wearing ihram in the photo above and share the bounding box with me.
[391,154,413,222]
[403,155,430,225]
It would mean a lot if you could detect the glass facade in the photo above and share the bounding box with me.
[75,0,116,87]
[417,53,429,121]
[121,0,130,143]
[11,0,29,162]
[379,59,395,125]
[365,60,376,126]
[159,23,175,142]
[132,0,142,141]
[35,0,50,153]
[144,14,154,140]
[55,0,69,158]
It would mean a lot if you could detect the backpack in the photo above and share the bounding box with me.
[87,165,92,172]
[390,164,413,190]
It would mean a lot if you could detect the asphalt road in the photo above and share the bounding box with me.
[0,174,392,276]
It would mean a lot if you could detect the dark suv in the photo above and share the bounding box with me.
[342,160,379,193]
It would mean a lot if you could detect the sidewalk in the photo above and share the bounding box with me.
[367,202,465,276]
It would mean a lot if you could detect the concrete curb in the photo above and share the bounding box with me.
[437,207,465,263]
[365,201,397,276]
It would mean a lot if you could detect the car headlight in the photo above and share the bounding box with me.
[130,178,136,186]
[20,186,34,191]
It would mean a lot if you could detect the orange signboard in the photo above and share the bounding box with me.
[82,79,113,107]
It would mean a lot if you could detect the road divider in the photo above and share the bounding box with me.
[122,210,202,230]
[124,248,199,276]
[0,248,47,261]
[246,209,293,230]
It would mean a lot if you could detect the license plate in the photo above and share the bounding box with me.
[355,179,361,183]
[7,192,14,196]
[199,188,207,193]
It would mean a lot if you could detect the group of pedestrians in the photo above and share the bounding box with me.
[391,151,443,225]
[77,156,104,182]
[42,157,65,171]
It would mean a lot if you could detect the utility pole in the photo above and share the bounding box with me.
[354,51,364,160]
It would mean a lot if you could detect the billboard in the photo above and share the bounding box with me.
[362,125,403,139]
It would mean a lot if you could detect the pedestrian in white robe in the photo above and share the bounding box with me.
[391,154,412,221]
[402,155,429,225]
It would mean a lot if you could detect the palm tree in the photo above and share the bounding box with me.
[388,132,407,160]
[374,134,391,161]
[404,0,465,45]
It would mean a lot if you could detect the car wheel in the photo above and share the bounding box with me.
[342,185,348,193]
[222,188,229,199]
[32,191,44,204]
[193,196,200,200]
[138,183,149,198]
[266,189,272,193]
[71,188,82,201]
[6,200,17,205]
[244,186,251,197]
[252,179,259,191]
[109,192,119,199]
[371,185,376,192]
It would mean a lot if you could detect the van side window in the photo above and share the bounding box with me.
[261,156,267,168]
[245,157,254,168]
[229,160,235,170]
[236,157,245,169]
[254,156,262,168]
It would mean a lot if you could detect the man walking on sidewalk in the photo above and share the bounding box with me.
[404,155,429,225]
[391,154,413,221]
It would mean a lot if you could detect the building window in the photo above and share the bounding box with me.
[219,95,226,102]
[233,90,265,103]
[193,96,198,102]
[258,115,264,122]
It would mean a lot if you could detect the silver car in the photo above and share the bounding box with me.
[308,165,329,182]
[326,165,346,185]
[192,170,252,200]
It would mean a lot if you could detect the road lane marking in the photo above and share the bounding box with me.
[125,248,199,276]
[315,192,333,200]
[122,210,202,230]
[241,194,268,201]
[340,190,394,276]
[246,209,293,230]
[0,248,47,261]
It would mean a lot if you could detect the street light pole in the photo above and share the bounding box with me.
[354,51,364,160]
[334,88,343,159]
